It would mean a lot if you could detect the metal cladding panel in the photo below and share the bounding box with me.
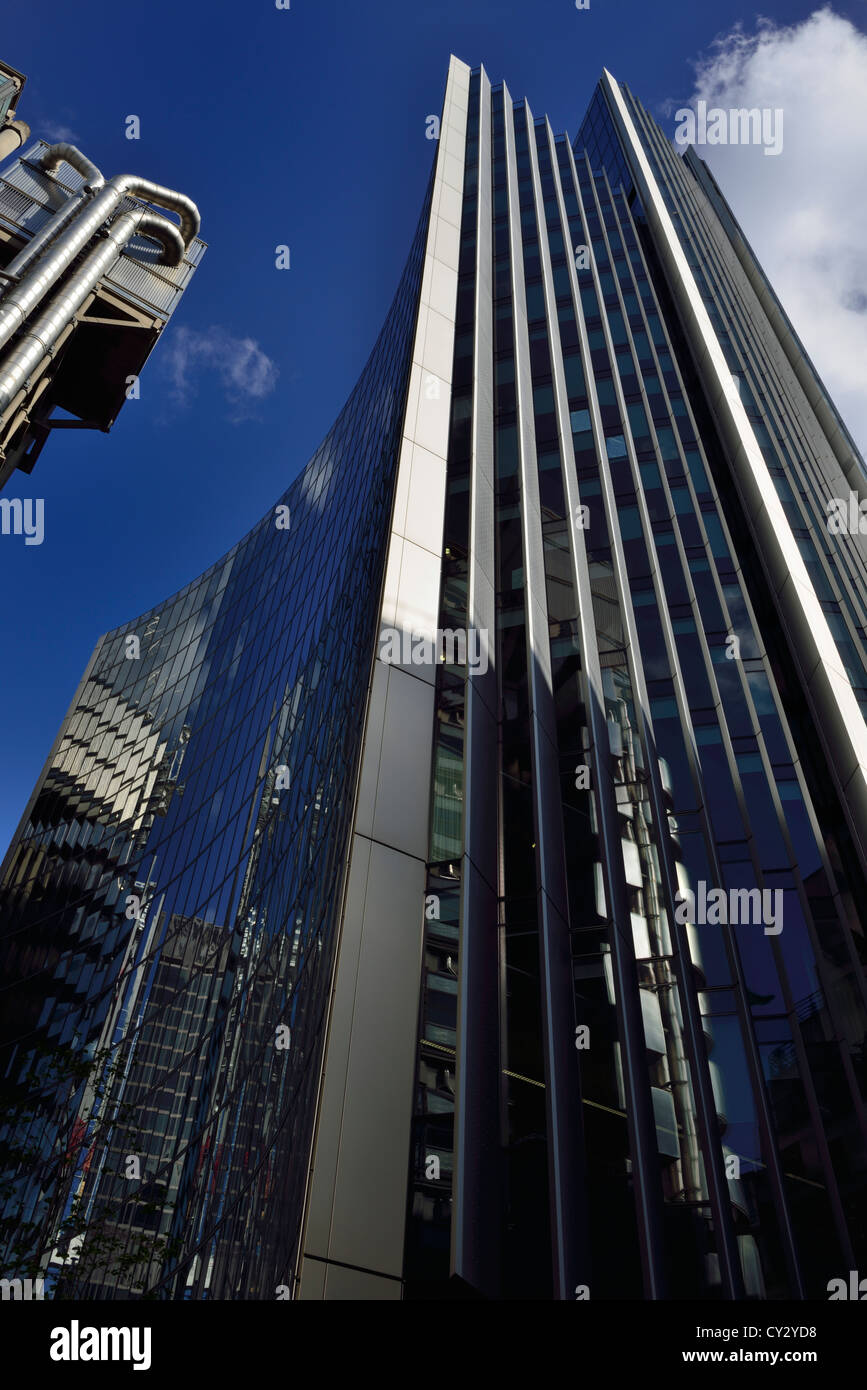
[452,64,503,1299]
[296,837,372,1261]
[117,237,196,282]
[322,838,428,1276]
[108,245,203,319]
[297,54,469,1299]
[0,176,58,236]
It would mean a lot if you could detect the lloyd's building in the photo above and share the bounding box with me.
[2,57,867,1303]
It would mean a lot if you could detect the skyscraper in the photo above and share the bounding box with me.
[2,55,866,1303]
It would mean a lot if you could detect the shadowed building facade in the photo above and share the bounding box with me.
[1,58,867,1301]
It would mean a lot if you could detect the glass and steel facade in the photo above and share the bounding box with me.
[2,57,866,1302]
[0,163,431,1298]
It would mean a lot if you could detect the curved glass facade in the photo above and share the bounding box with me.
[0,173,432,1298]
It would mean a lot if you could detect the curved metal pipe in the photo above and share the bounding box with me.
[38,142,105,193]
[1,145,108,287]
[113,174,200,247]
[132,211,186,267]
[0,171,200,350]
[0,206,186,415]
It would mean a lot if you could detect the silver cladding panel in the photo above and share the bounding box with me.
[295,56,470,1299]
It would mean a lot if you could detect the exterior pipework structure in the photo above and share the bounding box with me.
[1,58,867,1302]
[0,126,204,488]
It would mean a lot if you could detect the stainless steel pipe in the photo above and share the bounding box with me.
[1,144,106,286]
[0,207,186,415]
[0,164,199,350]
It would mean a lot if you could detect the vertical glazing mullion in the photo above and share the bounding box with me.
[452,65,503,1298]
[594,134,811,1294]
[613,102,867,1229]
[583,144,779,1289]
[600,73,808,1295]
[522,103,594,1298]
[607,154,865,1265]
[552,130,669,1302]
[606,169,867,1072]
[583,147,777,1297]
[640,108,867,688]
[677,154,867,646]
[502,89,582,1300]
[572,149,727,1282]
[656,128,839,532]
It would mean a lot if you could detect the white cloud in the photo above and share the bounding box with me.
[674,7,867,455]
[163,325,279,422]
[38,121,82,144]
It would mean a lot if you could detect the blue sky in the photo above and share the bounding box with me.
[0,0,863,850]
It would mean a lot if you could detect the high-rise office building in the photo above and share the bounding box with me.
[1,56,866,1302]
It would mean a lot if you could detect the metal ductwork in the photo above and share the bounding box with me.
[0,125,204,487]
[112,172,200,245]
[0,165,201,352]
[38,142,104,192]
[0,207,186,415]
[1,144,105,284]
